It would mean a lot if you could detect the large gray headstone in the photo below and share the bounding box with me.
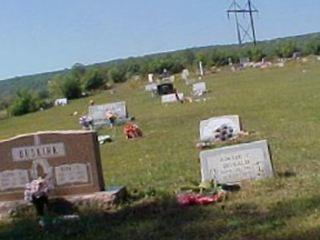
[88,101,127,126]
[200,140,273,184]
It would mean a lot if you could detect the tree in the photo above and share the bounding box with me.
[61,76,82,99]
[10,90,37,116]
[82,69,106,91]
[304,38,320,55]
[108,66,127,83]
[247,47,266,62]
[48,75,64,98]
[275,41,298,58]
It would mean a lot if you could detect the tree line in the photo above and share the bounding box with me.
[2,35,320,117]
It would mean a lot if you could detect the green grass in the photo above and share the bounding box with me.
[1,57,320,239]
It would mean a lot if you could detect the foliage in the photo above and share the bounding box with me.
[60,76,82,99]
[247,47,266,62]
[108,66,127,83]
[82,69,107,91]
[10,90,38,116]
[304,38,320,55]
[275,40,298,58]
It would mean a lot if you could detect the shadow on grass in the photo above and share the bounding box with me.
[1,194,320,240]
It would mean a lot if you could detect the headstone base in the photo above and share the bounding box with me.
[0,186,127,220]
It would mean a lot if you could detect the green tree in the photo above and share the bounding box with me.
[304,38,320,55]
[247,47,266,62]
[275,41,298,58]
[10,90,37,116]
[61,76,82,99]
[83,69,106,91]
[108,66,127,83]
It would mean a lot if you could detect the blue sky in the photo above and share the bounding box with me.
[0,0,319,80]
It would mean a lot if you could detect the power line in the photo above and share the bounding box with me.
[227,0,259,46]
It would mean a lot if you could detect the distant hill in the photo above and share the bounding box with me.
[0,70,66,102]
[0,32,319,101]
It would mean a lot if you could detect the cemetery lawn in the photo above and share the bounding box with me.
[1,57,320,239]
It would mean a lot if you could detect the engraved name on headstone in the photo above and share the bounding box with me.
[88,101,127,126]
[200,140,273,184]
[161,93,184,103]
[0,131,105,201]
[192,82,206,95]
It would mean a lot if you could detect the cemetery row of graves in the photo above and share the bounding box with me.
[0,56,320,238]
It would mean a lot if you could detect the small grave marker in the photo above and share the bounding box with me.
[181,69,190,81]
[145,83,157,92]
[200,140,273,184]
[200,115,241,142]
[161,93,184,103]
[148,73,154,83]
[192,82,206,96]
[54,98,68,106]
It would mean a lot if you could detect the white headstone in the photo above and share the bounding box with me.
[148,73,154,83]
[54,98,68,106]
[161,93,184,103]
[145,83,158,92]
[199,61,204,76]
[200,115,241,142]
[200,140,273,184]
[181,69,190,80]
[88,101,127,126]
[192,82,206,96]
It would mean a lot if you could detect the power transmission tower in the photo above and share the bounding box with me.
[227,0,258,46]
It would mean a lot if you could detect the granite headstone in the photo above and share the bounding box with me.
[200,140,273,184]
[0,131,105,201]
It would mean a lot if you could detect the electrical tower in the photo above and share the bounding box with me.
[227,0,258,46]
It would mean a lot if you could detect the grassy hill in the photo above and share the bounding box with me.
[1,57,320,239]
[1,32,319,102]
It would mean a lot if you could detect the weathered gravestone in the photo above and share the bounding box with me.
[88,101,127,127]
[0,131,105,201]
[145,83,158,92]
[54,98,68,106]
[192,82,206,96]
[161,93,184,103]
[181,69,190,81]
[148,73,154,83]
[200,140,273,184]
[200,115,241,142]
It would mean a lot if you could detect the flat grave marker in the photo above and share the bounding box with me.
[161,93,184,103]
[145,83,158,92]
[200,140,273,184]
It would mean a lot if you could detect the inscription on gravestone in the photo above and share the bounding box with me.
[193,82,206,94]
[161,93,184,103]
[88,101,127,126]
[200,140,273,184]
[0,131,105,201]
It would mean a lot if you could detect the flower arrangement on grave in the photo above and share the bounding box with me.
[79,115,93,130]
[123,123,143,139]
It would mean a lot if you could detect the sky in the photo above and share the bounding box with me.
[0,0,319,80]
